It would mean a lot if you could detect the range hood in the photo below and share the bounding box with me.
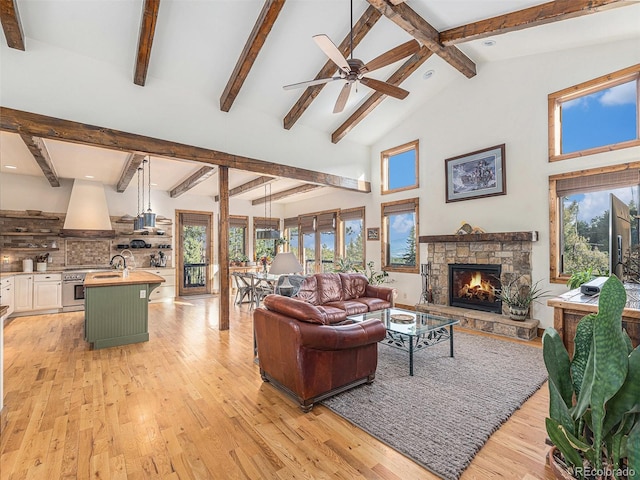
[62,179,115,238]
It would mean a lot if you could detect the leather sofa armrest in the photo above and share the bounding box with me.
[365,285,396,306]
[262,294,327,324]
[297,319,386,350]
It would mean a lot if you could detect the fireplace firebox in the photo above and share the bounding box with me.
[449,264,502,313]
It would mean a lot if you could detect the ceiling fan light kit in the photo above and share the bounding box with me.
[283,0,419,113]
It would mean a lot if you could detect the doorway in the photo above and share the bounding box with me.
[176,210,213,296]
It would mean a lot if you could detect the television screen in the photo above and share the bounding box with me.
[609,193,631,280]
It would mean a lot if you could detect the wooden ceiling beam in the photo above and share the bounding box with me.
[365,0,476,78]
[134,0,160,86]
[283,6,382,130]
[0,0,25,50]
[213,175,275,202]
[439,0,632,46]
[220,0,286,112]
[170,166,216,198]
[19,134,60,187]
[251,184,322,205]
[1,107,371,193]
[116,153,145,192]
[332,47,433,144]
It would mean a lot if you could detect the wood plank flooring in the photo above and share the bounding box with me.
[1,297,555,479]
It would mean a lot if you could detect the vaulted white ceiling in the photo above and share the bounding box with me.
[1,0,639,203]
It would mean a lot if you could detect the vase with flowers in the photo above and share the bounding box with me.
[260,256,270,275]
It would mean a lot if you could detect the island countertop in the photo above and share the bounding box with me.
[84,270,165,287]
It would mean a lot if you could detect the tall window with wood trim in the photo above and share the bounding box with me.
[229,215,248,261]
[283,217,299,257]
[548,64,640,162]
[381,198,419,273]
[381,140,419,194]
[253,217,280,262]
[299,211,338,274]
[549,162,640,283]
[339,207,365,269]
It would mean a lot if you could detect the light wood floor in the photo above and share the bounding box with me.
[1,297,555,479]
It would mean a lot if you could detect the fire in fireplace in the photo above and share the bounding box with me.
[449,264,502,313]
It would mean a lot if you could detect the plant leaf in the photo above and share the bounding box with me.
[571,313,595,397]
[546,418,586,470]
[627,420,640,479]
[603,346,640,435]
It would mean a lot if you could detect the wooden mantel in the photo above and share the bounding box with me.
[419,231,538,243]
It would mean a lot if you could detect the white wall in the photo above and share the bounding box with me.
[368,38,640,328]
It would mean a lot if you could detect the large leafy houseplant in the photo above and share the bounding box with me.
[543,275,639,479]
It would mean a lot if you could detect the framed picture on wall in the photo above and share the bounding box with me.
[445,144,506,202]
[366,227,380,241]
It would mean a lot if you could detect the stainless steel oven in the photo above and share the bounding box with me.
[62,269,110,312]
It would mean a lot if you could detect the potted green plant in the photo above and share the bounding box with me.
[566,267,597,290]
[355,261,393,286]
[543,275,639,479]
[499,275,549,320]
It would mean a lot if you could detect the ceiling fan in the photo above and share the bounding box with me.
[283,1,420,114]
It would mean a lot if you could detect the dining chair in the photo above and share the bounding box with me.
[233,272,254,305]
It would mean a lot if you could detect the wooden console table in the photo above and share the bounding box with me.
[547,284,640,357]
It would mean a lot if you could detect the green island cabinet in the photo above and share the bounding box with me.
[84,271,165,349]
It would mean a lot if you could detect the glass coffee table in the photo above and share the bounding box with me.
[347,307,459,376]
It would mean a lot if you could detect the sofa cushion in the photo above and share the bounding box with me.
[354,297,392,312]
[295,275,319,305]
[316,273,344,304]
[336,300,369,315]
[263,295,327,324]
[316,304,348,324]
[340,273,368,300]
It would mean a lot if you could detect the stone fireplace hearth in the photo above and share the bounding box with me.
[417,231,540,340]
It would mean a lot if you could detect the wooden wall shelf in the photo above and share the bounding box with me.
[0,214,60,221]
[1,247,60,251]
[1,232,61,236]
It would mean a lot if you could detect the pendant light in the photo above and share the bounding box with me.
[134,164,145,231]
[143,155,156,228]
[256,183,280,239]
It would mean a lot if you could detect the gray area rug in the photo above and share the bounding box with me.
[321,331,548,480]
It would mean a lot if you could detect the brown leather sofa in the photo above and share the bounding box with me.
[253,273,395,411]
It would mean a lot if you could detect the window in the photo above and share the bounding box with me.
[283,217,299,258]
[549,162,640,283]
[381,140,419,194]
[229,215,248,260]
[381,198,419,273]
[549,64,640,162]
[339,207,365,268]
[253,216,280,261]
[299,211,338,274]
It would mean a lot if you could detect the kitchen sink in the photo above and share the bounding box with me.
[93,273,122,279]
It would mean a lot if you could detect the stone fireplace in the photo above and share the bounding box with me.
[449,263,501,313]
[416,231,540,340]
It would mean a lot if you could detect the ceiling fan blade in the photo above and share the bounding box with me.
[362,39,420,74]
[283,76,342,90]
[333,82,352,114]
[359,77,410,99]
[313,34,350,74]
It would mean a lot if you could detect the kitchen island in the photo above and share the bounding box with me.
[84,270,165,349]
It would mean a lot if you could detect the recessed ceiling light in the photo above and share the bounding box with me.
[482,40,496,47]
[84,175,95,179]
[4,165,17,169]
[423,69,435,80]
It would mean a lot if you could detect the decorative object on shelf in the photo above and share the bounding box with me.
[445,144,506,203]
[134,164,145,231]
[15,227,28,232]
[543,275,639,480]
[454,221,486,235]
[256,183,280,240]
[143,155,156,229]
[498,275,549,320]
[269,252,303,296]
[366,227,379,241]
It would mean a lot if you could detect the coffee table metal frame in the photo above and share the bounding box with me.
[347,307,459,376]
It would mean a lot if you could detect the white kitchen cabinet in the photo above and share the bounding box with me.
[14,274,34,312]
[142,268,176,303]
[33,273,62,310]
[1,276,15,317]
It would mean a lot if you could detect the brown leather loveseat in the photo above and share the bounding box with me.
[253,273,394,411]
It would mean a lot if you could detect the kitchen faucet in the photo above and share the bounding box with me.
[110,254,126,269]
[120,249,136,269]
